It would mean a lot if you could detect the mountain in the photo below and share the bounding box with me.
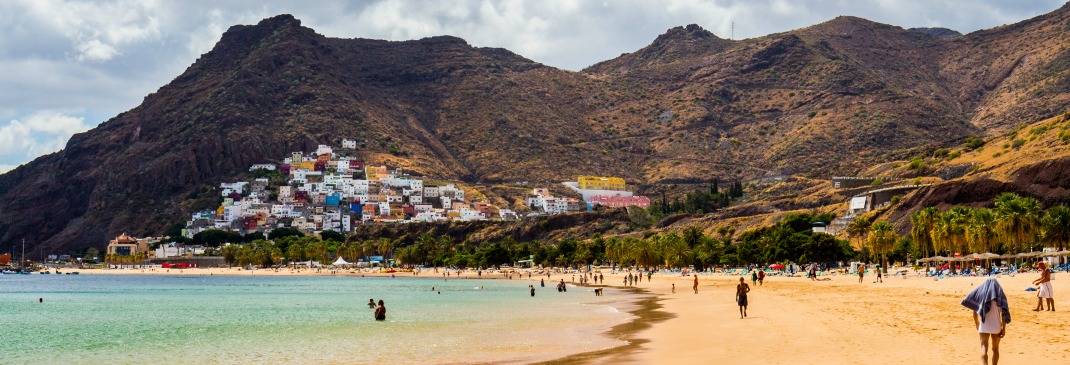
[2,5,1069,254]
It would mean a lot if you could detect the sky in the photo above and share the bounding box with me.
[0,0,1064,173]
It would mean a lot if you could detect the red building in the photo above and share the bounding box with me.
[590,195,651,209]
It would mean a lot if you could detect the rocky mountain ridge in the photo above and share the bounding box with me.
[2,4,1069,254]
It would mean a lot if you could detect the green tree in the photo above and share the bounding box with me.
[867,221,897,271]
[1042,205,1070,252]
[910,207,938,258]
[268,227,305,240]
[993,192,1042,253]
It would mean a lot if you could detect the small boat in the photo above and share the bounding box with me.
[39,271,50,274]
[69,272,80,275]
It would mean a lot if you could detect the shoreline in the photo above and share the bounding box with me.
[38,268,1070,363]
[538,285,673,365]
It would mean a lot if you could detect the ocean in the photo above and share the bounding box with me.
[0,274,632,364]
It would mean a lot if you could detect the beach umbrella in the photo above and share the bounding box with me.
[768,264,785,270]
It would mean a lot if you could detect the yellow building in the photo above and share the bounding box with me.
[291,161,315,171]
[366,165,389,181]
[578,176,626,190]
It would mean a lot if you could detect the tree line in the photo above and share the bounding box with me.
[846,192,1070,270]
[209,211,856,269]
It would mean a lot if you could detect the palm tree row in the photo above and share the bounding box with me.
[908,192,1070,257]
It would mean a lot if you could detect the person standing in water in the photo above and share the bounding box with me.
[367,299,376,309]
[736,277,750,318]
[1033,262,1054,311]
[374,300,386,321]
[962,278,1010,365]
[530,285,536,297]
[540,278,545,287]
[692,274,699,294]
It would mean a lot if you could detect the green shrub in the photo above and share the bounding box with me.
[963,136,985,151]
[1011,138,1026,149]
[908,157,926,170]
[807,111,817,118]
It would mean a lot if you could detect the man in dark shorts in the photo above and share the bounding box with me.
[858,264,865,284]
[736,277,750,318]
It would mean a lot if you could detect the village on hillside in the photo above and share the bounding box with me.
[182,141,651,241]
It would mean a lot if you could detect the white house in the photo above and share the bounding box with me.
[249,163,277,172]
[414,211,445,222]
[315,144,333,157]
[423,186,440,198]
[458,208,485,221]
[220,182,248,196]
[341,139,357,149]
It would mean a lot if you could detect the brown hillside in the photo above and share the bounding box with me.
[2,5,1069,254]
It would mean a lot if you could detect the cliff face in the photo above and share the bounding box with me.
[2,6,1069,254]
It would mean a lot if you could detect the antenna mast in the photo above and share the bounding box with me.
[730,20,734,40]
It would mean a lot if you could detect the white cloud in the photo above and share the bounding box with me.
[76,39,119,61]
[0,111,90,159]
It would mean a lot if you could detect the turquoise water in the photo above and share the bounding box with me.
[0,274,631,364]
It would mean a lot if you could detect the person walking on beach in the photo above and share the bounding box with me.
[750,270,758,286]
[692,274,699,294]
[1033,262,1054,311]
[672,283,676,294]
[374,300,386,321]
[736,277,750,318]
[858,264,865,284]
[962,278,1010,365]
[599,273,604,284]
[876,265,883,283]
[757,269,765,286]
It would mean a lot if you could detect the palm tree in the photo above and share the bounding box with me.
[1042,205,1070,264]
[931,207,968,256]
[911,207,938,258]
[867,221,897,271]
[993,192,1042,253]
[964,208,996,254]
[846,218,872,250]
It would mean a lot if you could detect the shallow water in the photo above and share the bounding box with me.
[0,274,631,364]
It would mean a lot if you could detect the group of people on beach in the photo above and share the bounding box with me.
[622,271,651,286]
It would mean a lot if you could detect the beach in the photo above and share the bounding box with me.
[603,272,1069,365]
[45,268,1070,364]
